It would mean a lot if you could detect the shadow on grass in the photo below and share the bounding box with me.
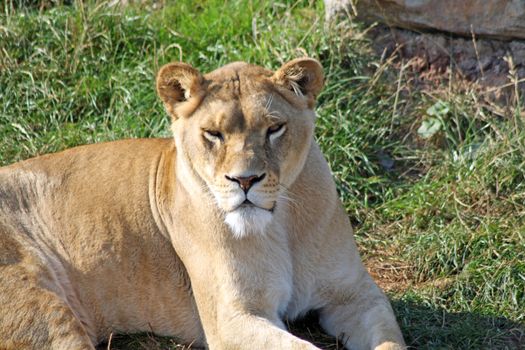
[97,300,524,350]
[393,299,525,349]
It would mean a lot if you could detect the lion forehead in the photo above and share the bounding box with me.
[196,93,279,135]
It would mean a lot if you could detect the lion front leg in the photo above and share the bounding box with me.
[187,274,322,350]
[172,230,321,350]
[186,260,323,350]
[212,311,321,350]
[318,273,405,350]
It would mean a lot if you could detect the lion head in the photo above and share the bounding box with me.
[156,58,324,238]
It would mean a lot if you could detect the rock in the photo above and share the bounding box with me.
[325,0,352,19]
[480,56,493,71]
[494,49,507,59]
[325,0,525,40]
[459,58,478,73]
[510,42,525,65]
[493,58,509,74]
[451,38,469,57]
[476,39,494,57]
[425,35,447,64]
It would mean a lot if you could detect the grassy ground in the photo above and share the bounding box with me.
[1,0,524,349]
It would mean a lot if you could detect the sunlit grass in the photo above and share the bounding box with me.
[1,1,524,348]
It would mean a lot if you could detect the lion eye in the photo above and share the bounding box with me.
[203,130,223,142]
[267,123,286,141]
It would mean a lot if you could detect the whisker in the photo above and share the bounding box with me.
[278,184,300,211]
[264,93,274,110]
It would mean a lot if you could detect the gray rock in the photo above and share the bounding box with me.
[425,35,447,63]
[459,58,478,73]
[325,0,525,40]
[480,56,494,71]
[510,41,525,65]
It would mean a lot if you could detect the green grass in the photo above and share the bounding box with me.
[1,1,524,349]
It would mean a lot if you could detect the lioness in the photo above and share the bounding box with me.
[0,58,405,350]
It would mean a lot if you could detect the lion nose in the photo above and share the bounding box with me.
[225,173,266,193]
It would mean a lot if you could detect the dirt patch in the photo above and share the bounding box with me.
[366,256,413,293]
[368,25,525,104]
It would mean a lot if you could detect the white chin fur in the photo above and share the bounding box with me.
[224,207,273,239]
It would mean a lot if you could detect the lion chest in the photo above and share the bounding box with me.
[228,229,295,319]
[254,241,321,323]
[265,251,294,319]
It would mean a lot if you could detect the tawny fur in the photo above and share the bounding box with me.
[0,58,405,350]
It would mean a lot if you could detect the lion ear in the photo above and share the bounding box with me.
[156,62,204,119]
[272,58,324,108]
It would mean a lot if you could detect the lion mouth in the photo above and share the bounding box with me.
[238,200,275,213]
[242,199,255,206]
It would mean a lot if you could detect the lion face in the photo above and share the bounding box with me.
[157,59,324,238]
